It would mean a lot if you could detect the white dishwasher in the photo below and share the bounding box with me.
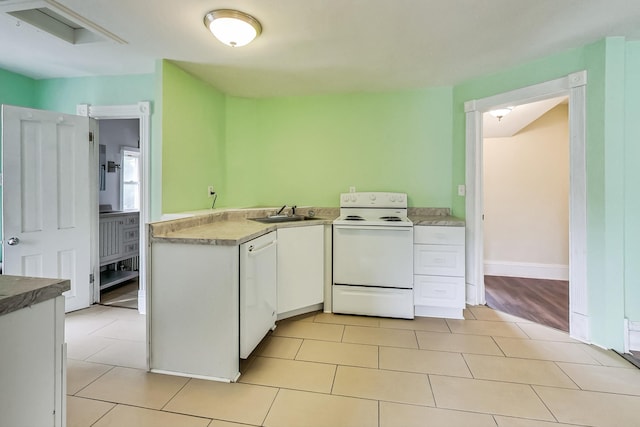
[239,231,277,359]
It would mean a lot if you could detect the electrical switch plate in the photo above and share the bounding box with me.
[457,184,466,196]
[208,186,215,197]
[349,186,356,193]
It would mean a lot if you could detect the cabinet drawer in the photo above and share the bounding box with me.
[123,242,139,255]
[414,244,464,276]
[125,215,139,226]
[123,227,139,242]
[414,275,465,307]
[414,226,464,245]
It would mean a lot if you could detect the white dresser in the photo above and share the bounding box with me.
[413,226,465,319]
[99,211,140,290]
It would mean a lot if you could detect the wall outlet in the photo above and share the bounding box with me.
[457,184,466,196]
[349,186,356,193]
[208,186,216,197]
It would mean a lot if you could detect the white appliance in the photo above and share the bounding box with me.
[333,192,414,319]
[240,231,277,359]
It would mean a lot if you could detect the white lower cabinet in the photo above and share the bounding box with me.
[0,296,66,427]
[277,225,324,319]
[149,242,241,382]
[414,226,465,319]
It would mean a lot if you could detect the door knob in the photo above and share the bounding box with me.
[7,237,20,246]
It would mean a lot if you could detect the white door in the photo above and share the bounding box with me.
[2,105,92,312]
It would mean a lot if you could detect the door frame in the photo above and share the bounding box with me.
[77,102,151,314]
[464,71,589,342]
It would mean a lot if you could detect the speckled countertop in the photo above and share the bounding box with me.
[150,207,465,246]
[0,275,70,316]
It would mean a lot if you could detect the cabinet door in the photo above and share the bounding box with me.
[277,225,324,315]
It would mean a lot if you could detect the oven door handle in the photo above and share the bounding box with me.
[333,225,412,231]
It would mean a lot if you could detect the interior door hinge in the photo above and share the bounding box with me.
[89,131,94,142]
[89,273,94,284]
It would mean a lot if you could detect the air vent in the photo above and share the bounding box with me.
[5,0,126,44]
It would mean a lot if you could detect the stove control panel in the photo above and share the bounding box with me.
[340,192,407,208]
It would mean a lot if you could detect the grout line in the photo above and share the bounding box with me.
[529,385,560,423]
[259,387,281,426]
[159,376,191,411]
[71,364,116,396]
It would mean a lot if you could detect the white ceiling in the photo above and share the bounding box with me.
[1,0,640,98]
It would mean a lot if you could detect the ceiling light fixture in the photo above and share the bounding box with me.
[203,9,262,47]
[488,107,513,121]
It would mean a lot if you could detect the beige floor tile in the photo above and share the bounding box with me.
[258,336,303,359]
[264,388,378,427]
[164,379,277,425]
[379,316,450,332]
[91,318,146,342]
[209,420,260,427]
[85,339,146,369]
[494,415,586,427]
[342,325,418,348]
[239,356,336,393]
[463,307,477,319]
[332,365,434,406]
[65,313,118,338]
[92,404,210,427]
[67,359,113,395]
[556,362,640,395]
[273,320,344,341]
[416,330,504,355]
[76,367,189,409]
[380,347,472,377]
[430,375,554,420]
[467,306,531,323]
[67,396,115,427]
[313,312,380,327]
[493,337,599,364]
[464,354,577,388]
[380,401,497,427]
[66,334,115,361]
[446,319,529,338]
[516,322,576,342]
[296,339,378,368]
[581,344,636,368]
[534,385,640,427]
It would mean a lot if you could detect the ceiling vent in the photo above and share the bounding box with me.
[4,0,126,44]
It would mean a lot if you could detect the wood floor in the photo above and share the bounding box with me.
[484,275,569,332]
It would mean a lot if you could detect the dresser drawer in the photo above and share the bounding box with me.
[123,228,139,242]
[414,244,464,276]
[123,242,139,255]
[414,226,464,245]
[414,275,465,307]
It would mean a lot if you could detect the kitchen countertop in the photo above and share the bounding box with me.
[0,275,70,316]
[150,206,465,246]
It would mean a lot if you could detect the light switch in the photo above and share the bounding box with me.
[457,185,466,196]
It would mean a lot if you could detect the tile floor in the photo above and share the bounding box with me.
[66,305,640,427]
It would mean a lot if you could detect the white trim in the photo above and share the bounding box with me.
[465,71,589,343]
[77,102,151,315]
[484,261,569,280]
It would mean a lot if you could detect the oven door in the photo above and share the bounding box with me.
[333,225,413,288]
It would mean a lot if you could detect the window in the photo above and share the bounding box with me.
[121,148,140,210]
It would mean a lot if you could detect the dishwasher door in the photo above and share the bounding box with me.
[239,231,277,359]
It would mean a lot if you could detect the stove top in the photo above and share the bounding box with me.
[334,192,412,227]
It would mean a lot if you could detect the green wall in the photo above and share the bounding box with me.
[224,88,453,208]
[624,41,640,321]
[160,61,226,213]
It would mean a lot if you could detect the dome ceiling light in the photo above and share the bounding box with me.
[489,107,514,122]
[203,9,262,47]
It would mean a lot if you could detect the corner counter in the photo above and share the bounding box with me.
[0,275,69,427]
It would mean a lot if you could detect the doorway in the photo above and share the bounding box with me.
[77,102,151,315]
[482,99,570,331]
[464,72,589,342]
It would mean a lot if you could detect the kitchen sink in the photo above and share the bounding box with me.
[250,214,319,223]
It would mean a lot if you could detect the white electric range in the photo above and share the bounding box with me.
[332,192,414,319]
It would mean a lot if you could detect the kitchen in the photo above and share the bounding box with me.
[1,2,640,426]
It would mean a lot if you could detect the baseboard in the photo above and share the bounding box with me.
[626,320,640,352]
[484,260,569,281]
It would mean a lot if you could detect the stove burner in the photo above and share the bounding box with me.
[345,215,365,221]
[380,216,403,222]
